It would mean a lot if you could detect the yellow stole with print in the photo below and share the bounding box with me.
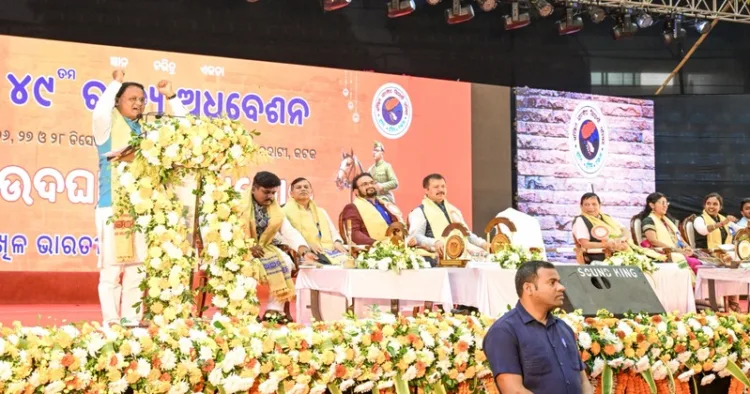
[422,197,464,238]
[352,197,390,242]
[701,210,732,249]
[581,212,665,261]
[648,213,687,263]
[248,198,295,302]
[283,200,348,265]
[111,109,139,264]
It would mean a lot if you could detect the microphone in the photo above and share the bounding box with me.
[140,111,164,123]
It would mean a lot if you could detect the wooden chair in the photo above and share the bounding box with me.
[630,214,673,263]
[485,217,514,253]
[680,214,697,249]
[572,236,613,265]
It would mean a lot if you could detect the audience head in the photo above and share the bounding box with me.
[290,177,312,204]
[580,192,601,216]
[252,171,281,206]
[741,198,750,220]
[115,82,146,121]
[423,173,447,203]
[703,193,724,216]
[352,173,377,198]
[515,261,565,310]
[637,192,669,219]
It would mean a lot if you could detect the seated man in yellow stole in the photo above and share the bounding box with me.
[407,173,489,257]
[339,172,403,246]
[246,171,317,322]
[283,177,349,265]
[93,69,188,326]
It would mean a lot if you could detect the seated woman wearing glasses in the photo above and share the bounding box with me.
[637,192,701,273]
[573,192,665,263]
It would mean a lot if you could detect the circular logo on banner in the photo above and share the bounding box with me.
[569,102,608,177]
[372,83,412,140]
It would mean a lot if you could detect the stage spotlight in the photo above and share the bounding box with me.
[504,2,530,29]
[530,0,553,17]
[246,0,259,3]
[588,6,606,23]
[426,0,442,5]
[445,0,475,24]
[557,7,583,35]
[694,19,711,34]
[476,0,497,11]
[387,0,417,18]
[611,14,638,39]
[322,0,351,11]
[663,17,686,44]
[635,12,653,28]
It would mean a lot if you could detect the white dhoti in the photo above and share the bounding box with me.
[96,207,147,325]
[264,250,296,313]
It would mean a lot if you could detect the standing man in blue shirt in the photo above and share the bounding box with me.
[483,261,593,394]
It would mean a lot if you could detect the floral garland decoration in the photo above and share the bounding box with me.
[489,244,544,269]
[597,249,659,275]
[355,241,431,273]
[112,115,267,323]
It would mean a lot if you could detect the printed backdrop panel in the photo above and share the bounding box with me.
[0,35,472,272]
[514,88,655,254]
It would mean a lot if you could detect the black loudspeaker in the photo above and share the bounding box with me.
[554,265,665,317]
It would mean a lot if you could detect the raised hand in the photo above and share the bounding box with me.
[157,79,175,97]
[113,69,125,83]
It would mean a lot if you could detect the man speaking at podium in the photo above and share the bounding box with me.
[93,69,187,326]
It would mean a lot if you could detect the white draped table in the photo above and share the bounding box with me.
[695,267,750,310]
[294,262,696,325]
[295,267,453,325]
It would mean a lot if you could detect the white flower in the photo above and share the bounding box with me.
[223,374,255,394]
[213,295,228,308]
[677,351,692,363]
[377,259,390,271]
[702,326,714,338]
[178,338,193,355]
[223,347,247,371]
[668,360,680,373]
[687,318,702,331]
[119,172,135,188]
[635,356,650,373]
[137,358,152,378]
[199,346,213,361]
[577,332,592,350]
[208,368,223,387]
[420,331,435,348]
[607,358,624,368]
[678,370,696,382]
[651,348,662,358]
[207,243,220,258]
[108,378,129,394]
[718,369,731,378]
[656,322,667,333]
[701,374,715,386]
[229,287,247,302]
[651,361,667,381]
[696,347,710,362]
[136,215,152,228]
[167,211,180,226]
[161,349,178,371]
[86,334,106,356]
[0,361,12,382]
[165,143,180,158]
[713,357,728,372]
[168,381,191,394]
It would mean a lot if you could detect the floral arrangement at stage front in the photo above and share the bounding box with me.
[4,310,750,393]
[354,241,431,274]
[597,249,660,275]
[112,115,268,323]
[489,244,544,269]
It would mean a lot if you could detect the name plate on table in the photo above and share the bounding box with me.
[555,265,665,317]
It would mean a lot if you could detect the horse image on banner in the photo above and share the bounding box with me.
[334,149,364,201]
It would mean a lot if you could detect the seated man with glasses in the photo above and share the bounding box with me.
[339,172,403,246]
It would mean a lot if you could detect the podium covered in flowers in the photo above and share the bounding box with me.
[111,115,269,323]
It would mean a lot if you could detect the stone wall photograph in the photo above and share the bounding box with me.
[514,87,655,256]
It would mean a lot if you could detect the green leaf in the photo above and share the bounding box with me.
[431,382,448,394]
[639,369,657,394]
[725,359,750,387]
[394,373,410,394]
[327,383,343,394]
[601,364,614,394]
[213,321,225,330]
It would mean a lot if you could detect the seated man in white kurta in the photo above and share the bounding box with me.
[246,171,318,323]
[93,69,189,326]
[407,173,490,259]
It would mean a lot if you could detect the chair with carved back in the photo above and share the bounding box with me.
[680,214,697,249]
[630,214,674,263]
[338,211,369,258]
[485,217,515,253]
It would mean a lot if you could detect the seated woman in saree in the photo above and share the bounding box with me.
[693,192,741,311]
[573,192,665,264]
[637,192,701,273]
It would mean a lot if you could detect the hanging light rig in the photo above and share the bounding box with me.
[388,0,417,17]
[322,0,352,11]
[504,2,531,30]
[445,0,475,24]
